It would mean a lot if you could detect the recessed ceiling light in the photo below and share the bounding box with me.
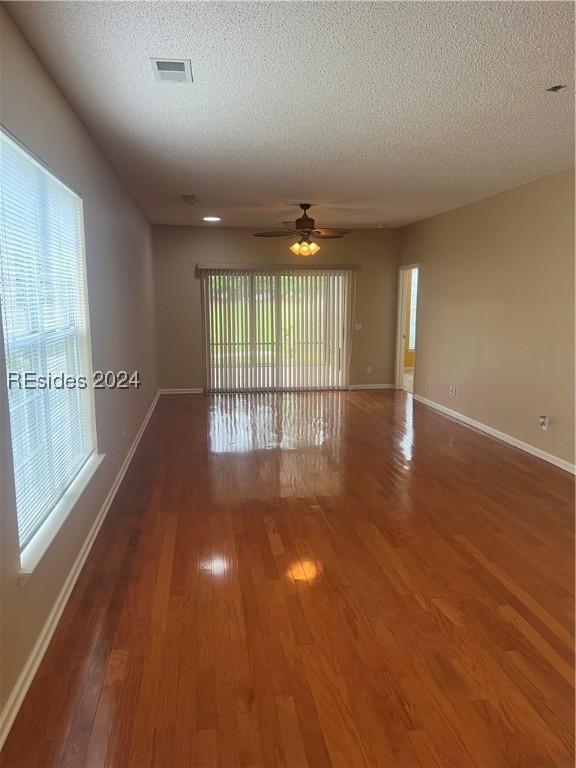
[203,216,222,223]
[546,84,567,92]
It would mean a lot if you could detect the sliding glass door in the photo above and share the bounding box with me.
[200,268,355,392]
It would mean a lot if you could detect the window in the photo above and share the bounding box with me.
[200,267,355,391]
[0,131,97,555]
[408,267,418,350]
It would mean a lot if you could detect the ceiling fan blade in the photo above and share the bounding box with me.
[253,230,298,238]
[312,228,352,238]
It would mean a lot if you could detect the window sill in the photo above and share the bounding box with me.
[18,452,105,582]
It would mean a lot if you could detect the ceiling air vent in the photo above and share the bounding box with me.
[151,59,193,83]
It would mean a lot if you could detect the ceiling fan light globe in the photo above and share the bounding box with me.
[308,242,320,255]
[289,242,301,255]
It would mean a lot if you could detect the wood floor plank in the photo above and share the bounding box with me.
[1,391,573,768]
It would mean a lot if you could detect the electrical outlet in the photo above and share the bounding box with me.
[449,385,457,397]
[539,415,549,431]
[354,322,362,332]
[367,366,372,375]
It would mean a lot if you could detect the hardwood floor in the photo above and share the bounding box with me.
[1,391,574,768]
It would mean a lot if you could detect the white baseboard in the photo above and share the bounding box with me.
[413,394,575,475]
[161,387,399,394]
[0,390,161,751]
[349,384,395,390]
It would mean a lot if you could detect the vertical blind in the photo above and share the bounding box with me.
[200,267,355,392]
[0,131,96,551]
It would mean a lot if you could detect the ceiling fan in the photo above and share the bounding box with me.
[253,203,352,255]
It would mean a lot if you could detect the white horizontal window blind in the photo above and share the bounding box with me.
[0,131,96,552]
[201,267,355,392]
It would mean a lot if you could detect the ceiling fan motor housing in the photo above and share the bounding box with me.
[295,214,315,231]
[295,203,314,231]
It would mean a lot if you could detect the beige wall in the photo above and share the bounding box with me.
[400,169,575,464]
[0,8,157,717]
[152,226,401,389]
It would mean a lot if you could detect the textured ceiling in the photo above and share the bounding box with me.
[6,1,575,227]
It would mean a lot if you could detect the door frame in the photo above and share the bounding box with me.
[394,263,419,390]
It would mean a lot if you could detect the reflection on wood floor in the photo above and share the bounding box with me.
[1,391,574,767]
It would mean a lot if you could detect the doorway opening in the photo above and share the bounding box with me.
[395,265,419,393]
